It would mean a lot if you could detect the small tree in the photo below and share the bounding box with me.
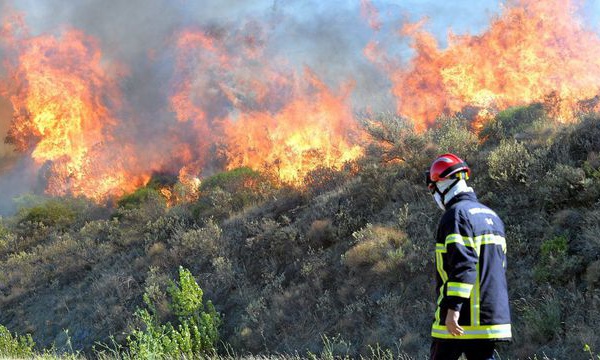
[126,266,221,358]
[0,325,35,358]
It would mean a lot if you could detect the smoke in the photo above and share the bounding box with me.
[13,0,394,108]
[1,0,599,213]
[0,97,13,157]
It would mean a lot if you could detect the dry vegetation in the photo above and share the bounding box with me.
[1,106,600,359]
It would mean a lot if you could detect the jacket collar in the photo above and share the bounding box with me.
[445,191,478,208]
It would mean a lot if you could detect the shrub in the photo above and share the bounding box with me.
[362,113,435,174]
[538,164,598,211]
[192,167,276,219]
[533,235,582,284]
[201,167,272,195]
[0,223,13,254]
[487,139,533,183]
[307,219,335,249]
[520,294,562,344]
[126,266,220,358]
[479,103,546,145]
[0,324,35,358]
[117,187,166,210]
[430,116,479,160]
[565,114,600,165]
[342,224,410,276]
[19,199,77,228]
[303,166,352,197]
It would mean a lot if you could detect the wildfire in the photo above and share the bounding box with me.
[171,28,365,186]
[5,0,598,203]
[221,70,364,184]
[383,0,600,131]
[1,22,149,200]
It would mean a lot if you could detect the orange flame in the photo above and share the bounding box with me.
[2,22,149,200]
[222,70,364,184]
[171,28,365,186]
[385,0,600,131]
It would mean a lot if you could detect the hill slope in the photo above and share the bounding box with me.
[1,108,600,359]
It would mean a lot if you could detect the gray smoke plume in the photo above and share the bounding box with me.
[6,0,598,214]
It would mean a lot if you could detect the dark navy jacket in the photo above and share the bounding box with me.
[432,191,512,340]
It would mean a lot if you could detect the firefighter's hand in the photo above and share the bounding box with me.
[445,309,464,336]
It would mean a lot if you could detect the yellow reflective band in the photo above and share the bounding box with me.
[431,324,512,340]
[434,287,444,324]
[471,262,480,326]
[445,234,465,246]
[436,243,446,252]
[479,234,507,253]
[436,251,448,283]
[444,233,506,251]
[446,282,473,298]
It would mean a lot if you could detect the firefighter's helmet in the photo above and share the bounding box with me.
[426,153,471,189]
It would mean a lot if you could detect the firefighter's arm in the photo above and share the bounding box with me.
[441,233,479,312]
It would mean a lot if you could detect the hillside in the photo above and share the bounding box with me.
[1,106,600,359]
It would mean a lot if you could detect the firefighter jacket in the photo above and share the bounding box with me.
[432,191,512,340]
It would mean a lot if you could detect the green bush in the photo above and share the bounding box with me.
[534,235,582,284]
[117,187,166,210]
[538,164,598,211]
[479,103,546,145]
[0,324,35,358]
[19,199,77,228]
[200,167,266,193]
[487,139,533,183]
[126,266,220,358]
[192,167,276,219]
[430,116,479,159]
[521,294,562,344]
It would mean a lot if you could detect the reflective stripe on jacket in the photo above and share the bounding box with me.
[432,191,512,340]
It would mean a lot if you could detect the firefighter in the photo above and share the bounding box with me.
[426,153,511,360]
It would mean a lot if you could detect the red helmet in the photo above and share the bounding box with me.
[427,153,471,185]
